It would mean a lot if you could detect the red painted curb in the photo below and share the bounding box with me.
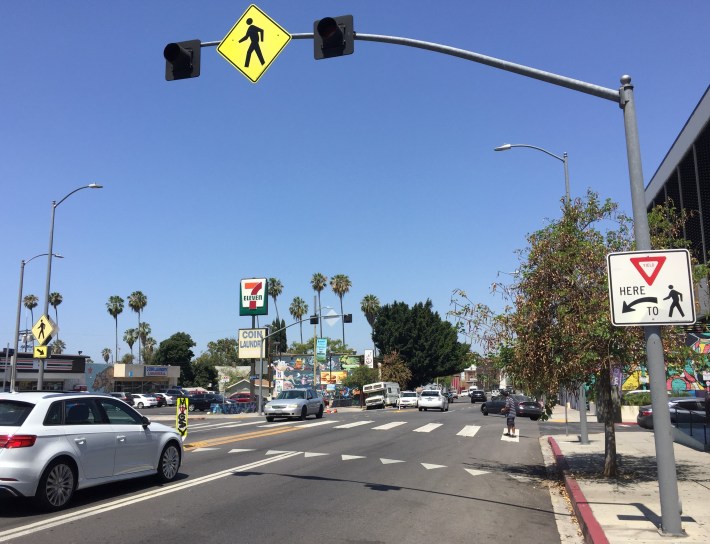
[548,436,610,544]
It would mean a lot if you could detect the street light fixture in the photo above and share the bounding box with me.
[11,253,63,391]
[494,143,570,206]
[38,183,102,390]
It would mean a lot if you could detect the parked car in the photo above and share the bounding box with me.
[147,393,166,407]
[263,388,324,422]
[469,389,487,404]
[131,393,158,409]
[164,388,188,399]
[397,391,419,409]
[189,393,229,412]
[480,394,543,421]
[109,392,135,406]
[418,389,449,412]
[637,397,707,429]
[155,392,175,406]
[0,391,183,511]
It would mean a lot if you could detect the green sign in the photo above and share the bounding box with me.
[316,338,328,363]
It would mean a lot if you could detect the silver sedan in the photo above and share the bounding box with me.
[264,389,325,422]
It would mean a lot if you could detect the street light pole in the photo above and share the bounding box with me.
[38,183,102,390]
[11,253,63,391]
[494,143,570,206]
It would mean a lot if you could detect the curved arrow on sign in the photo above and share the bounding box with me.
[622,297,658,313]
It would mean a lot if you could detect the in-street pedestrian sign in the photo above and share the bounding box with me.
[217,4,291,83]
[32,314,57,346]
[607,249,696,326]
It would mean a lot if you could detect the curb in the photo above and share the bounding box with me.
[548,436,609,544]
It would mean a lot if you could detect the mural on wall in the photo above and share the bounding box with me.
[619,332,709,392]
[86,362,114,393]
[271,355,356,397]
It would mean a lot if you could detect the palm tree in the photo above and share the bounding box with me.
[138,322,151,356]
[23,294,38,348]
[268,277,284,321]
[311,273,328,338]
[101,348,111,364]
[143,337,157,362]
[124,328,138,361]
[127,291,147,363]
[48,292,63,341]
[289,297,308,343]
[361,294,381,354]
[106,296,124,364]
[330,274,352,345]
[50,339,66,355]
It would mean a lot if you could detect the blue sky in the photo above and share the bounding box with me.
[2,1,709,364]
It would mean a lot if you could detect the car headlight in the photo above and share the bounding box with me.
[285,403,299,410]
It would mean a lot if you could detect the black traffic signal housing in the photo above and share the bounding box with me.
[309,315,319,325]
[163,40,201,81]
[344,314,352,323]
[313,15,354,59]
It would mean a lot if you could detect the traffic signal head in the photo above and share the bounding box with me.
[163,40,201,81]
[309,315,319,325]
[344,314,353,323]
[313,15,354,59]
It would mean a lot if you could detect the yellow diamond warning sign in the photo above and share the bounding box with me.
[217,4,291,83]
[32,314,57,346]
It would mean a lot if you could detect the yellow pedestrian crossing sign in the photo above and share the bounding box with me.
[32,314,57,346]
[34,345,51,359]
[217,4,291,83]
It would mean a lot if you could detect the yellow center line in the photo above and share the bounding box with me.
[184,425,304,449]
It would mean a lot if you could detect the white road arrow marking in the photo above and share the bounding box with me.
[464,468,489,477]
[228,448,255,454]
[380,458,405,464]
[421,463,447,470]
[342,454,366,461]
[266,450,296,455]
[304,452,329,458]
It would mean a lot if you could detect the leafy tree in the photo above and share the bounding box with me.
[288,337,355,355]
[361,294,380,354]
[330,274,352,345]
[127,291,147,363]
[289,297,308,343]
[379,350,412,385]
[190,358,218,389]
[311,273,328,338]
[152,332,196,385]
[50,339,66,355]
[373,300,469,388]
[106,295,124,364]
[119,353,134,364]
[268,319,287,357]
[268,277,284,321]
[23,294,38,347]
[200,337,240,366]
[48,292,62,341]
[123,328,138,360]
[101,348,111,364]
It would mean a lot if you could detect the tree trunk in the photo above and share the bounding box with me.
[597,363,618,477]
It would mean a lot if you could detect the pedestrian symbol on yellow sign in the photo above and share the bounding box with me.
[217,4,291,83]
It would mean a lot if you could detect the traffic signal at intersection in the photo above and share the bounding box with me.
[313,15,354,60]
[163,40,201,81]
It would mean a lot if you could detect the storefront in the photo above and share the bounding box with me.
[86,362,180,393]
[0,350,88,391]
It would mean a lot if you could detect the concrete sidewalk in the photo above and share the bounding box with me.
[544,405,710,543]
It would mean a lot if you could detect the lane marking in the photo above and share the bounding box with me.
[464,468,489,477]
[372,422,407,430]
[456,425,480,437]
[380,458,405,464]
[304,452,329,458]
[413,423,443,433]
[421,463,447,470]
[0,451,301,543]
[185,425,302,450]
[342,454,366,461]
[334,421,373,429]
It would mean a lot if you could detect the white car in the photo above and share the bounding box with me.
[264,388,325,422]
[397,391,418,409]
[0,391,183,511]
[131,393,158,409]
[418,389,449,412]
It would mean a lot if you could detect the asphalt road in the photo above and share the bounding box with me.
[0,401,577,543]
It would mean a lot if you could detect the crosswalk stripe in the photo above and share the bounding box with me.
[456,425,481,437]
[334,421,373,429]
[413,423,443,433]
[372,422,407,430]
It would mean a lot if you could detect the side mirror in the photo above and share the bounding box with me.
[141,416,151,427]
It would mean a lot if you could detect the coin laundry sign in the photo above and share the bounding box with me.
[607,249,695,326]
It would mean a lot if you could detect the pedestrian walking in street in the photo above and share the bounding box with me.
[501,390,517,436]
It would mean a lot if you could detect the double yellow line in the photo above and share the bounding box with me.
[184,424,304,450]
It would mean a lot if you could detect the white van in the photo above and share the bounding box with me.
[363,382,401,409]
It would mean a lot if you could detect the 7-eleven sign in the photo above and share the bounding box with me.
[240,278,269,316]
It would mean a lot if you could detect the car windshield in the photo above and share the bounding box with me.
[402,392,417,398]
[278,390,306,400]
[0,400,34,426]
[421,391,439,397]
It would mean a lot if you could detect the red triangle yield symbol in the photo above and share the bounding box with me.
[630,256,666,286]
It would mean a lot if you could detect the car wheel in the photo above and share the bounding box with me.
[137,402,144,409]
[266,416,274,422]
[482,408,488,416]
[299,406,308,421]
[418,407,422,411]
[316,405,324,419]
[188,404,195,412]
[470,399,475,404]
[424,408,428,411]
[157,442,181,483]
[34,458,76,511]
